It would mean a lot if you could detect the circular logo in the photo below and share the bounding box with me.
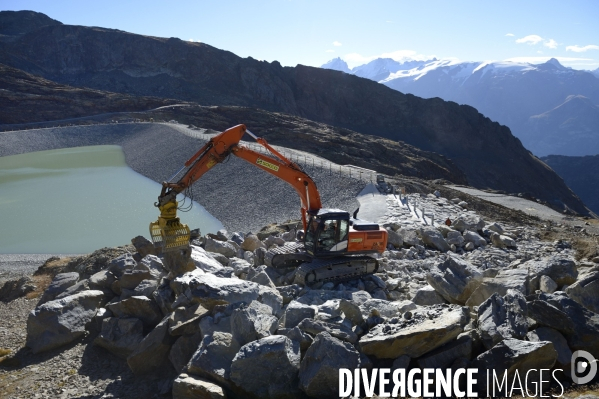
[571,350,598,385]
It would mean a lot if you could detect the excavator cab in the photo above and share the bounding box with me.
[304,209,351,257]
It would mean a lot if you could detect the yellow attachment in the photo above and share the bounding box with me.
[149,201,191,252]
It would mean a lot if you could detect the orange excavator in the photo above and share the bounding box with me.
[150,124,387,285]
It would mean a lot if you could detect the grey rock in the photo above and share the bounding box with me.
[55,279,90,299]
[205,237,237,258]
[169,331,204,373]
[190,246,226,274]
[241,234,265,251]
[38,272,80,305]
[487,222,505,235]
[463,230,487,248]
[106,296,163,329]
[527,327,572,371]
[0,276,35,302]
[565,271,599,313]
[339,299,365,326]
[131,235,155,258]
[88,270,117,291]
[445,230,465,247]
[199,316,232,337]
[188,332,240,386]
[209,252,230,267]
[419,227,450,252]
[133,279,158,297]
[526,255,578,290]
[127,316,177,374]
[231,305,278,345]
[284,300,316,328]
[477,290,528,349]
[466,268,529,307]
[417,334,472,369]
[94,317,144,358]
[163,245,196,278]
[172,374,226,399]
[108,253,137,277]
[400,228,423,247]
[153,280,176,316]
[297,318,358,344]
[119,269,153,290]
[490,232,516,248]
[472,339,557,395]
[387,229,404,248]
[392,354,411,371]
[412,285,447,306]
[231,335,301,399]
[285,326,313,353]
[359,305,469,359]
[250,270,276,289]
[299,332,361,398]
[426,255,483,305]
[137,254,167,279]
[539,275,558,293]
[26,290,106,353]
[169,303,210,336]
[453,216,485,233]
[360,299,416,319]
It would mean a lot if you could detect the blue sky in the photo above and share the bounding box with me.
[3,0,598,69]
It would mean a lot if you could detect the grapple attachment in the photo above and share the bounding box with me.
[149,201,191,252]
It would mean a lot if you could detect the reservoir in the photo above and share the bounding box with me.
[0,145,223,254]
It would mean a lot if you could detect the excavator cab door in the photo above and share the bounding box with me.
[304,211,350,257]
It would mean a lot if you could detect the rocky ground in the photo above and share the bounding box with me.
[1,180,599,398]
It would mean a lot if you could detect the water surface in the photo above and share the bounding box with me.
[0,145,223,253]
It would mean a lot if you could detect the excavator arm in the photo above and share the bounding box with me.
[151,124,322,250]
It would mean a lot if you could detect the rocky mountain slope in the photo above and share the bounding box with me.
[0,63,179,124]
[0,10,591,216]
[322,57,599,157]
[525,95,599,156]
[542,154,599,216]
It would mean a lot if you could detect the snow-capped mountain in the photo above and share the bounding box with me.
[322,57,599,156]
[320,57,351,73]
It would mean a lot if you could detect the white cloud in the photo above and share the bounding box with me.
[333,41,342,47]
[566,44,599,52]
[505,33,515,37]
[516,35,543,45]
[544,39,558,49]
[537,51,543,54]
[326,50,335,53]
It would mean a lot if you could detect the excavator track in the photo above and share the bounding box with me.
[294,256,379,286]
[266,242,311,269]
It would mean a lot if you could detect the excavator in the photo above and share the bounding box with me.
[149,124,387,285]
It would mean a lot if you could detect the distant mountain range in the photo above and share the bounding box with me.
[322,57,599,157]
[0,10,592,216]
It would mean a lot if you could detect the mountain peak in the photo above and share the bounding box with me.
[0,10,62,36]
[543,58,567,70]
[321,57,350,73]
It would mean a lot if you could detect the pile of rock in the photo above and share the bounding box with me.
[22,204,599,397]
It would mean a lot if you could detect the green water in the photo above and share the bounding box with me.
[0,145,223,254]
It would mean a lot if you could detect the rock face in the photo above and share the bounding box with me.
[359,305,469,359]
[299,332,361,399]
[93,317,144,358]
[426,256,483,304]
[26,290,106,353]
[477,290,528,349]
[565,271,599,313]
[466,268,529,307]
[473,339,557,394]
[230,335,301,399]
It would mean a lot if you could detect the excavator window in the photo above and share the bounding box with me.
[316,218,349,253]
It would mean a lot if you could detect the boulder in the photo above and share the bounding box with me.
[526,255,578,291]
[163,245,196,277]
[285,326,313,353]
[191,246,226,274]
[452,216,485,233]
[250,270,276,289]
[565,271,599,313]
[445,230,464,247]
[231,305,277,345]
[241,234,265,252]
[416,334,472,369]
[106,296,163,329]
[26,290,106,353]
[119,269,153,290]
[108,253,137,277]
[284,300,316,328]
[463,230,486,248]
[153,280,176,316]
[127,316,177,374]
[93,317,144,358]
[477,290,528,349]
[38,272,79,304]
[527,327,572,372]
[359,305,469,359]
[137,254,167,279]
[490,233,516,249]
[88,270,117,292]
[387,229,404,248]
[133,279,158,297]
[472,339,557,395]
[297,318,358,344]
[539,275,558,294]
[231,335,301,399]
[169,331,204,373]
[419,227,450,252]
[55,279,90,300]
[399,228,423,247]
[412,285,447,306]
[188,332,240,386]
[426,256,483,305]
[168,303,210,336]
[299,332,360,398]
[0,276,36,302]
[172,374,227,399]
[171,272,282,311]
[486,222,505,235]
[199,316,232,337]
[359,299,416,319]
[466,268,529,307]
[339,299,364,326]
[131,235,155,258]
[205,237,237,258]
